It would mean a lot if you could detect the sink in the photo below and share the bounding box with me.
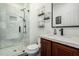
[41,34,79,44]
[40,34,79,49]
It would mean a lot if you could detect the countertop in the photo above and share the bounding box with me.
[40,34,79,49]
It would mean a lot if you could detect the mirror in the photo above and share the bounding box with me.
[52,3,79,28]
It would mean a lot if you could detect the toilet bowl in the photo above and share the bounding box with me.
[26,38,40,56]
[26,44,40,56]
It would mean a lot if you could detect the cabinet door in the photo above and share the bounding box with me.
[52,42,79,56]
[45,39,52,56]
[41,38,52,56]
[41,38,46,56]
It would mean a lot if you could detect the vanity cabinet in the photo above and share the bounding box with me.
[52,42,79,56]
[41,38,52,56]
[41,38,79,56]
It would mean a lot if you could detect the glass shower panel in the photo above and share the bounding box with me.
[0,3,30,56]
[0,3,29,50]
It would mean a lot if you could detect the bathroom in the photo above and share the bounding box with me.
[0,3,79,56]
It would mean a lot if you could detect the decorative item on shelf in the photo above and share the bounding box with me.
[38,20,45,28]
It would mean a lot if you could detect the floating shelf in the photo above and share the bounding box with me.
[38,13,45,16]
[44,17,50,20]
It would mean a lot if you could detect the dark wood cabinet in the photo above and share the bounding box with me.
[52,42,79,56]
[41,38,52,56]
[41,38,79,56]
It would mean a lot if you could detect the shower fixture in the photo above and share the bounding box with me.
[20,8,27,33]
[20,8,26,22]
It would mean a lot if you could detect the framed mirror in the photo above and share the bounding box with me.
[51,3,79,28]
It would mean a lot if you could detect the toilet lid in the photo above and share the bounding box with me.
[27,44,39,50]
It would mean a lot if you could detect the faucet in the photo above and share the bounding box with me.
[59,28,63,36]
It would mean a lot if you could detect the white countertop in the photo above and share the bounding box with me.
[40,34,79,49]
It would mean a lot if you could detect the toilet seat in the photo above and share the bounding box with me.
[26,44,39,55]
[27,44,39,51]
[26,38,40,55]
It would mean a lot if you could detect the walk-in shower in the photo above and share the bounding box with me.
[0,3,30,56]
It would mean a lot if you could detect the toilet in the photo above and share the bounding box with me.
[26,39,40,56]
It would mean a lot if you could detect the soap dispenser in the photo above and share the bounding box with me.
[54,29,57,35]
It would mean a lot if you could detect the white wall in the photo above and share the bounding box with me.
[29,3,40,44]
[29,3,51,44]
